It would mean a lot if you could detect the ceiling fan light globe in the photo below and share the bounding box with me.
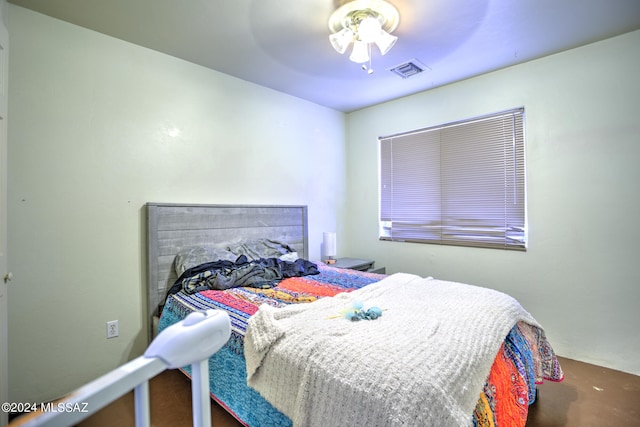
[349,40,370,63]
[357,17,382,43]
[375,30,398,55]
[329,28,354,54]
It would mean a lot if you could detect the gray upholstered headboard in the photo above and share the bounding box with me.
[146,202,308,341]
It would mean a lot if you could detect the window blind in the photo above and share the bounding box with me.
[379,108,526,250]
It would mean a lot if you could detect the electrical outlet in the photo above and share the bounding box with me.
[107,320,119,339]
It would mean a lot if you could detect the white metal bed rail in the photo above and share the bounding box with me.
[13,310,231,427]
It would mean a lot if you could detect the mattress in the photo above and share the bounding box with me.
[158,263,562,426]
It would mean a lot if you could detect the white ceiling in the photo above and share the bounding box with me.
[9,0,640,112]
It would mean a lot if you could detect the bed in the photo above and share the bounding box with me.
[147,202,563,427]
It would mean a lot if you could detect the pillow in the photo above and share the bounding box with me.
[174,246,238,276]
[227,238,298,261]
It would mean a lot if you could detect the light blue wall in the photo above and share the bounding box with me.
[7,6,345,403]
[345,30,640,375]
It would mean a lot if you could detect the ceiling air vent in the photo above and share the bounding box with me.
[388,59,430,79]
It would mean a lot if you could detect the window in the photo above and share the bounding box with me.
[379,108,526,250]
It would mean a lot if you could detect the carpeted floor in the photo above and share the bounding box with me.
[526,357,640,427]
[9,356,640,427]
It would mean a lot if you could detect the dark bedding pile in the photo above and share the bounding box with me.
[167,254,319,295]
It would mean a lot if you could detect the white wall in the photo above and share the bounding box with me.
[7,6,346,403]
[344,30,640,375]
[8,3,640,407]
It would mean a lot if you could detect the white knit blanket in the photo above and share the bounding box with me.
[245,273,540,427]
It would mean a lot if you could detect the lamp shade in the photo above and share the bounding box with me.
[323,232,337,260]
[329,27,354,54]
[349,40,369,63]
[375,30,398,55]
[357,17,382,43]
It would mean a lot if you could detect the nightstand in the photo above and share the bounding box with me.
[330,258,386,274]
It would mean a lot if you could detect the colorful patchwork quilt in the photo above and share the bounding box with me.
[158,263,563,426]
